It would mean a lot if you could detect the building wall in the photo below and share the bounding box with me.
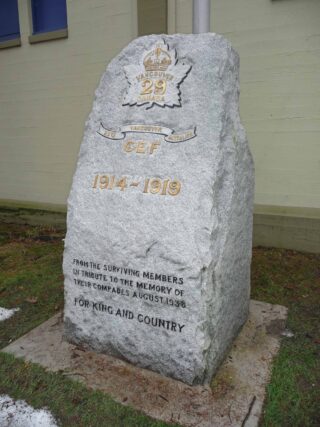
[2,0,319,210]
[138,0,167,36]
[0,0,319,251]
[174,0,320,210]
[0,0,137,205]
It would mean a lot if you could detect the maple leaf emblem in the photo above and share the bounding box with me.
[123,40,191,109]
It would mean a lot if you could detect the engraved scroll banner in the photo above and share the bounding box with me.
[98,123,196,143]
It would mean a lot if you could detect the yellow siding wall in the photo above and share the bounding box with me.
[174,0,320,209]
[0,0,137,205]
[1,0,319,211]
[138,0,167,36]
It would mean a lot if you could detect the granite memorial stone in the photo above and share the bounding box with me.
[63,33,254,385]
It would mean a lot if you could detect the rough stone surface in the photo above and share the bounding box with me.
[63,33,254,385]
[3,301,287,427]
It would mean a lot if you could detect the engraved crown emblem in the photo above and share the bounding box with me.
[143,45,172,72]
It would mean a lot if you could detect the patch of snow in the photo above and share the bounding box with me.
[0,307,20,322]
[0,395,58,427]
[281,328,294,338]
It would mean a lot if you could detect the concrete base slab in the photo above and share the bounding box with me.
[3,300,287,427]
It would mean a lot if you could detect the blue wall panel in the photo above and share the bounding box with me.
[0,0,20,41]
[31,0,68,34]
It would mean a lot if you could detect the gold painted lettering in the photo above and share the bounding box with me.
[124,140,136,152]
[136,141,146,154]
[92,174,181,197]
[150,142,160,154]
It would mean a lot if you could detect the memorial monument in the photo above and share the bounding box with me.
[63,33,254,385]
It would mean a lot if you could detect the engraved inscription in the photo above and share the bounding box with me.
[97,123,196,144]
[92,174,181,196]
[71,258,187,334]
[123,140,161,155]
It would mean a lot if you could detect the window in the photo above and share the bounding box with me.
[0,0,20,47]
[29,0,68,43]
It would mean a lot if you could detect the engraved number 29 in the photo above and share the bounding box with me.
[141,79,167,95]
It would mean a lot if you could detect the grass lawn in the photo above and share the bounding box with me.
[0,220,319,426]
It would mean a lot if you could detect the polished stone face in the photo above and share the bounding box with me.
[63,33,254,385]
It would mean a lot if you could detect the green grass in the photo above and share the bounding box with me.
[0,352,174,427]
[0,221,319,426]
[0,223,64,348]
[251,247,320,427]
